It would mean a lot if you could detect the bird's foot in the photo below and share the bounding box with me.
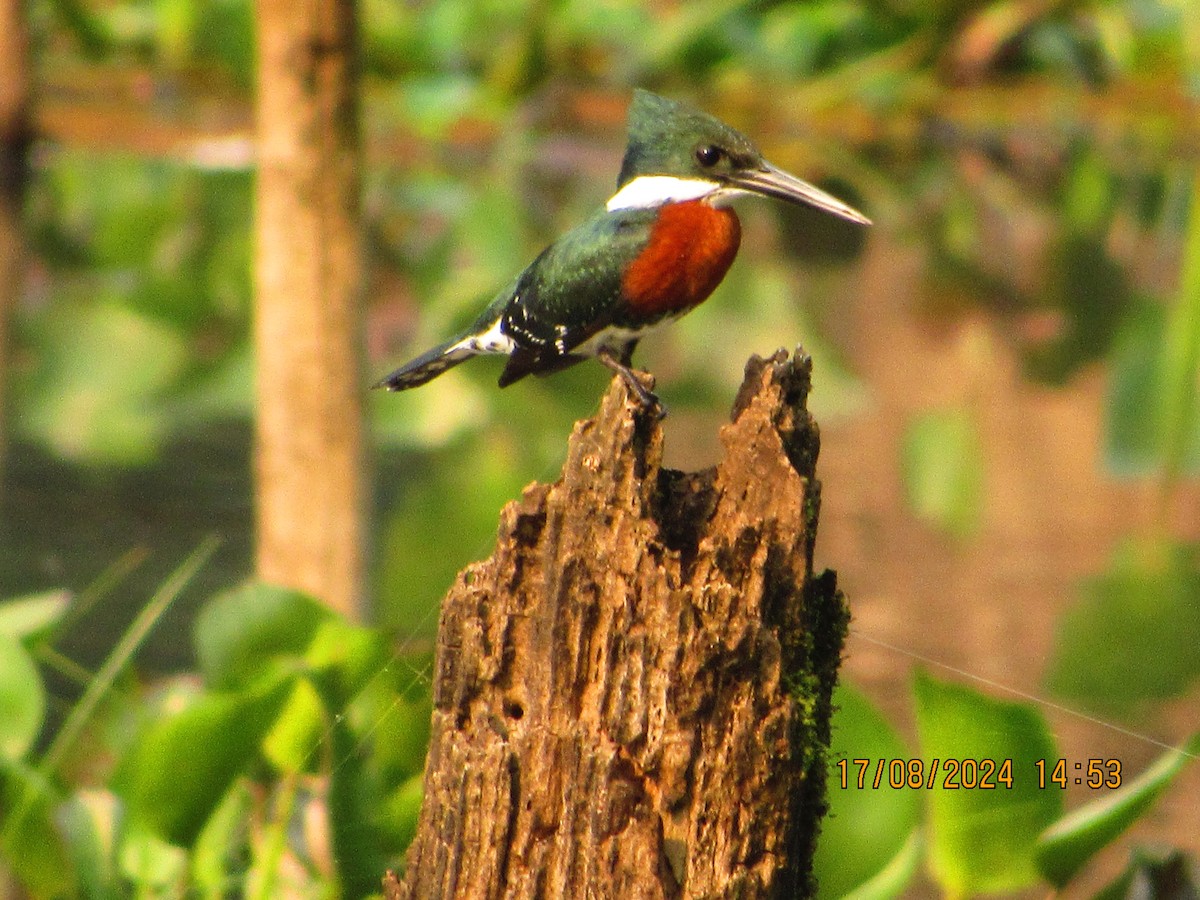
[622,373,667,420]
[597,350,667,419]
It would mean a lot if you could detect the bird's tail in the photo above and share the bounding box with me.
[372,334,480,391]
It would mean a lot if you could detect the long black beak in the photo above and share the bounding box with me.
[729,161,871,225]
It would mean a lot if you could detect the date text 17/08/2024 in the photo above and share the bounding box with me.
[834,758,1123,791]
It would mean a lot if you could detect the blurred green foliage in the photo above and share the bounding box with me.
[816,678,1199,900]
[3,0,1199,895]
[1,577,431,898]
[1046,537,1200,714]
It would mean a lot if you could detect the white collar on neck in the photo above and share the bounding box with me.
[605,175,723,212]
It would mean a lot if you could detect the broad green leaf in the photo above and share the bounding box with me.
[261,620,391,773]
[0,760,74,897]
[814,684,921,899]
[901,408,983,539]
[1046,538,1200,714]
[839,831,923,900]
[913,671,1061,896]
[262,677,326,775]
[1035,732,1200,888]
[1105,172,1200,481]
[118,822,187,891]
[304,618,391,708]
[191,782,253,897]
[120,676,293,845]
[1025,234,1131,385]
[0,635,44,760]
[195,582,330,689]
[0,590,71,640]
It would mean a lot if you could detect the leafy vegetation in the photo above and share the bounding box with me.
[2,576,430,897]
[816,681,1199,899]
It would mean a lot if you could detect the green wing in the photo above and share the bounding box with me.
[488,206,657,375]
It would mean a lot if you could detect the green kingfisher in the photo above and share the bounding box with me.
[375,89,870,409]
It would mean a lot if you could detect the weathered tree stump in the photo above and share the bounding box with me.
[386,348,849,900]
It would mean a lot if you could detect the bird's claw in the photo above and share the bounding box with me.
[598,349,667,419]
[617,368,667,420]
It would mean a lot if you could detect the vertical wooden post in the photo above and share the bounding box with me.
[0,0,31,501]
[253,0,365,616]
[386,350,848,899]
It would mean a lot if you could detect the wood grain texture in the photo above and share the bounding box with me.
[388,349,848,899]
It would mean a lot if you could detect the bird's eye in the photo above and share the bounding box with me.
[695,145,723,168]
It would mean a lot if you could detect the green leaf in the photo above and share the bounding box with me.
[195,582,331,690]
[191,782,252,897]
[118,822,187,891]
[0,590,71,640]
[261,677,326,775]
[1045,538,1200,714]
[0,635,45,760]
[1024,234,1130,385]
[1105,301,1200,477]
[0,760,74,897]
[837,831,923,900]
[901,408,984,539]
[913,671,1062,896]
[51,0,112,57]
[1035,733,1200,888]
[120,676,293,845]
[304,619,391,709]
[1157,173,1200,487]
[814,684,921,899]
[259,619,390,774]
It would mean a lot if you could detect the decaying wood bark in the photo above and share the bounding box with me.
[386,349,849,900]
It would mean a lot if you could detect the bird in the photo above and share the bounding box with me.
[374,89,870,411]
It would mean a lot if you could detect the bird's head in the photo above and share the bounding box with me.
[608,90,870,226]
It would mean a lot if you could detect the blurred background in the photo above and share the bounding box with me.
[1,0,1197,895]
